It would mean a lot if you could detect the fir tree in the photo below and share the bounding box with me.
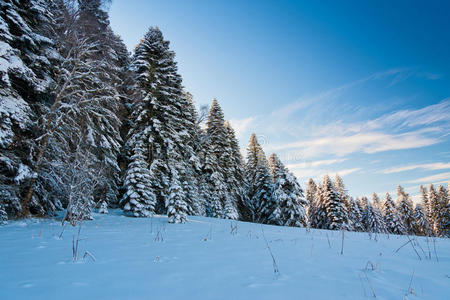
[435,185,449,237]
[427,184,440,235]
[204,99,238,219]
[167,171,188,224]
[178,91,202,216]
[268,153,307,227]
[372,192,382,211]
[412,204,430,236]
[253,148,275,223]
[245,134,274,223]
[313,183,327,229]
[305,178,317,227]
[383,192,406,235]
[396,185,414,234]
[122,27,195,219]
[420,185,430,221]
[349,197,365,232]
[224,121,246,220]
[322,175,346,230]
[0,0,60,217]
[365,202,387,234]
[334,175,351,230]
[121,140,156,217]
[244,133,262,221]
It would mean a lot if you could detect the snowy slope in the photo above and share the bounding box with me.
[0,211,449,300]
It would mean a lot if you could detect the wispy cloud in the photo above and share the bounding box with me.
[286,158,346,169]
[229,116,256,139]
[268,128,439,158]
[271,68,415,119]
[228,68,448,198]
[406,172,450,184]
[364,98,450,131]
[381,162,450,174]
[292,167,361,182]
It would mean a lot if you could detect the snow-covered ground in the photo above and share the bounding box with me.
[1,210,449,300]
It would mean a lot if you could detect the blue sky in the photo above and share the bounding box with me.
[109,0,450,200]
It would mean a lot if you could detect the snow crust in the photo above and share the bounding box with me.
[0,211,448,300]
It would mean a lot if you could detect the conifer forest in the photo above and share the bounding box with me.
[0,1,449,299]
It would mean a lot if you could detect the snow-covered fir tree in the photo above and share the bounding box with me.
[305,178,317,227]
[0,0,59,217]
[427,184,439,235]
[121,139,156,217]
[334,175,351,230]
[121,27,197,219]
[420,185,430,220]
[349,197,365,232]
[178,91,202,216]
[224,121,247,220]
[245,134,275,223]
[167,171,188,224]
[365,201,387,234]
[396,185,414,234]
[372,192,382,211]
[412,204,430,236]
[268,153,307,227]
[382,192,406,235]
[313,183,328,229]
[435,185,449,237]
[204,99,238,219]
[322,175,347,230]
[244,133,262,221]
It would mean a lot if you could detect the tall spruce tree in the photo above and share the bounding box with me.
[121,27,195,221]
[204,99,238,219]
[383,192,406,235]
[322,175,347,230]
[0,0,60,217]
[365,201,387,234]
[334,175,351,230]
[178,91,202,216]
[435,185,449,237]
[412,203,430,236]
[349,197,365,232]
[167,170,188,223]
[427,184,439,235]
[313,183,328,229]
[224,121,246,219]
[268,153,307,227]
[305,178,317,227]
[396,185,414,234]
[245,134,274,223]
[372,192,382,211]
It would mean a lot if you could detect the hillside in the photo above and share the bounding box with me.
[1,211,448,300]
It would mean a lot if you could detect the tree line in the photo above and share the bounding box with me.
[0,0,448,237]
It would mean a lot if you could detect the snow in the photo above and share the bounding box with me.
[0,95,32,147]
[0,210,449,300]
[14,163,36,184]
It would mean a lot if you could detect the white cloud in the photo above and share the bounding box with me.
[229,116,256,139]
[292,167,361,182]
[406,172,450,184]
[382,162,450,174]
[286,158,346,169]
[271,68,413,119]
[268,129,439,158]
[364,98,450,131]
